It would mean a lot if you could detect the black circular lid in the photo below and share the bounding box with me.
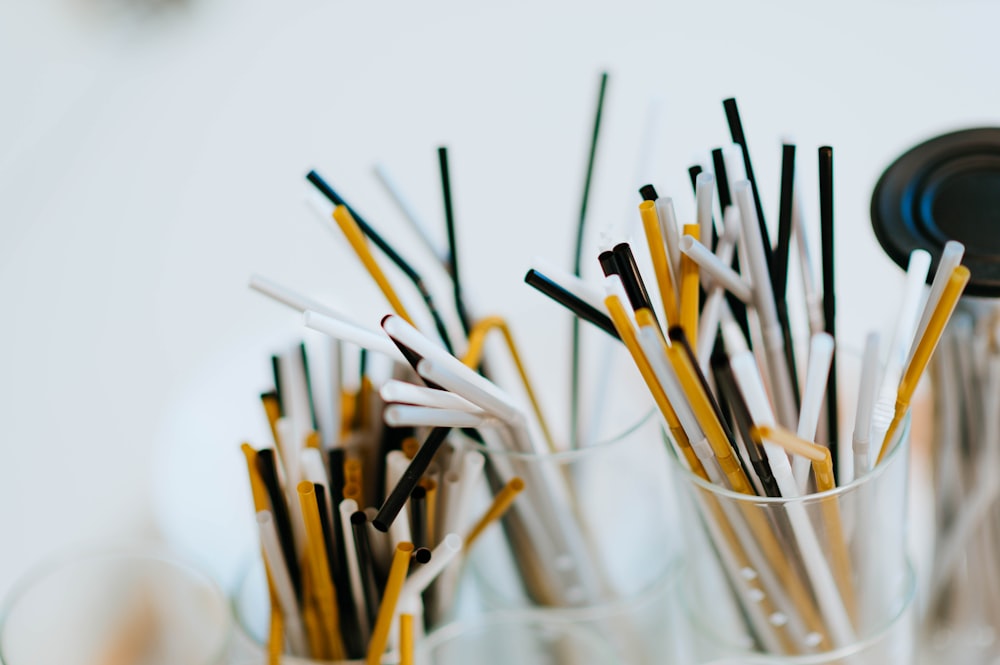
[871,127,1000,298]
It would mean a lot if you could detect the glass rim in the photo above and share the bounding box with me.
[685,558,917,661]
[230,555,400,665]
[463,406,658,462]
[470,552,681,615]
[0,544,233,665]
[671,414,911,505]
[421,610,621,661]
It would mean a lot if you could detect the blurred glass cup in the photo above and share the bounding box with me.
[420,612,619,665]
[0,547,231,665]
[669,403,913,662]
[465,405,685,664]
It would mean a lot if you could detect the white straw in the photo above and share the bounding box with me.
[383,404,487,429]
[695,171,716,249]
[872,250,932,437]
[338,498,371,642]
[249,274,349,321]
[655,197,682,287]
[907,241,965,369]
[793,333,835,492]
[734,181,798,430]
[256,511,310,657]
[697,207,743,371]
[730,350,856,648]
[304,310,404,362]
[680,234,753,303]
[379,380,483,413]
[790,181,825,337]
[851,332,881,481]
[300,447,328,488]
[382,316,523,424]
[400,533,463,599]
[372,163,447,264]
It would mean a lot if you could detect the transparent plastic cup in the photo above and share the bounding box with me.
[0,548,231,665]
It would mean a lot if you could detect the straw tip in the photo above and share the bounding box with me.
[442,532,463,551]
[414,548,432,564]
[639,184,658,201]
[297,480,314,495]
[397,542,415,554]
[509,477,526,492]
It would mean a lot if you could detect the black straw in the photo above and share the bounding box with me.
[612,243,658,322]
[409,484,428,549]
[438,147,472,335]
[819,146,839,482]
[712,353,781,498]
[255,448,302,598]
[298,342,319,433]
[524,269,620,340]
[350,511,381,628]
[270,355,284,417]
[710,147,751,345]
[373,427,452,532]
[722,98,774,274]
[306,170,456,355]
[570,71,609,449]
[639,184,658,202]
[774,144,802,410]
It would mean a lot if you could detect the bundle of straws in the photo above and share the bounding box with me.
[927,297,1000,650]
[239,76,971,660]
[239,328,527,661]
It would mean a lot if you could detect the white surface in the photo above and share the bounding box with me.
[1,0,998,597]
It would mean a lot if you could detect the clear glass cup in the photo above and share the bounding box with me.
[669,412,913,663]
[464,401,685,664]
[920,300,1000,664]
[420,612,619,665]
[231,556,399,665]
[0,547,231,665]
[689,562,916,664]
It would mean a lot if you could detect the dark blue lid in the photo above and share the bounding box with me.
[871,127,1000,298]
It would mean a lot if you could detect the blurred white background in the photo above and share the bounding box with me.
[1,0,997,595]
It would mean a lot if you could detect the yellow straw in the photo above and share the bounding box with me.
[638,200,678,326]
[399,613,415,665]
[464,477,526,549]
[367,542,415,665]
[297,481,346,660]
[241,444,270,512]
[664,336,751,494]
[401,437,420,460]
[261,393,284,458]
[332,205,414,325]
[877,265,969,464]
[606,298,706,479]
[421,477,438,546]
[300,566,324,658]
[462,315,557,453]
[339,388,356,441]
[679,224,701,354]
[242,444,288,660]
[267,603,284,665]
